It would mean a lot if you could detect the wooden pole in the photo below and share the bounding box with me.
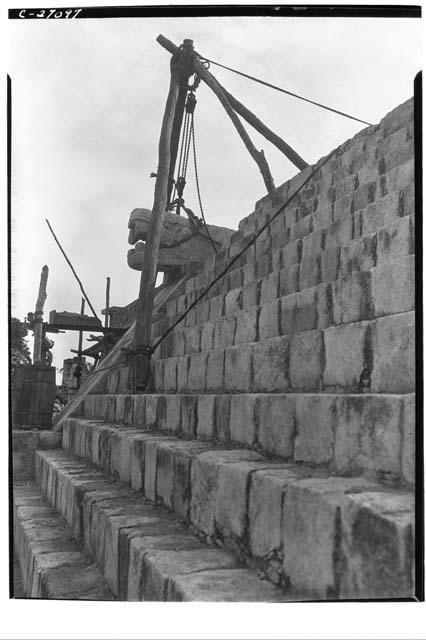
[76,298,85,389]
[105,277,110,328]
[130,58,182,390]
[190,57,275,193]
[220,85,308,171]
[167,39,194,205]
[33,265,49,365]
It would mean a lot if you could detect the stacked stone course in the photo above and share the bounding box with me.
[13,98,416,601]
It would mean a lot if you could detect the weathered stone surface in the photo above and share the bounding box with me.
[229,394,257,446]
[279,264,299,296]
[249,466,307,558]
[224,343,253,392]
[294,395,336,465]
[340,489,414,598]
[258,299,280,341]
[295,287,316,332]
[252,336,289,392]
[280,292,297,335]
[200,321,215,352]
[282,477,376,597]
[187,352,207,392]
[235,307,258,344]
[214,316,236,350]
[176,355,189,392]
[289,330,323,391]
[215,460,278,539]
[401,393,415,484]
[180,395,198,439]
[206,349,225,392]
[257,394,295,458]
[323,322,367,390]
[167,567,287,601]
[371,312,415,393]
[332,272,372,325]
[372,255,415,317]
[215,395,231,442]
[334,394,403,476]
[196,394,215,440]
[376,215,414,264]
[190,450,262,536]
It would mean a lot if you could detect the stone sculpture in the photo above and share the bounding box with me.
[127,207,234,272]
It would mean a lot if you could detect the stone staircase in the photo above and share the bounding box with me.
[13,97,416,601]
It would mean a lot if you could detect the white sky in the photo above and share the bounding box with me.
[8,14,421,376]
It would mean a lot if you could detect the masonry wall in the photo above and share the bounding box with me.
[96,97,415,487]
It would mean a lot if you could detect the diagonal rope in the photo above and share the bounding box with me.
[202,55,373,127]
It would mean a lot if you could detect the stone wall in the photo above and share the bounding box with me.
[91,97,415,487]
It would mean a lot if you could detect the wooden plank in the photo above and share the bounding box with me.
[130,61,182,390]
[33,265,48,365]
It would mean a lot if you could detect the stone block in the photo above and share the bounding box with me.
[165,395,181,433]
[163,358,177,393]
[280,293,297,335]
[334,394,403,476]
[184,325,200,354]
[278,264,299,296]
[187,352,207,392]
[196,300,210,325]
[215,395,231,442]
[323,322,367,391]
[371,312,415,393]
[180,395,198,439]
[132,395,146,429]
[372,255,414,317]
[176,355,190,392]
[252,336,290,392]
[332,272,372,325]
[256,255,271,279]
[295,287,317,332]
[200,321,215,352]
[172,326,185,357]
[242,263,256,286]
[215,460,273,539]
[289,215,312,242]
[197,395,215,440]
[229,266,244,289]
[206,349,225,392]
[281,239,302,269]
[282,476,375,597]
[324,215,353,250]
[294,395,337,464]
[299,254,321,291]
[321,246,340,282]
[145,396,158,428]
[224,344,253,392]
[235,307,258,344]
[289,330,324,391]
[340,489,414,598]
[242,280,259,309]
[209,294,225,321]
[333,193,353,220]
[353,181,377,212]
[401,393,415,485]
[385,159,414,193]
[153,360,164,392]
[312,204,333,231]
[360,192,399,235]
[213,316,236,350]
[260,272,279,304]
[225,288,242,316]
[376,215,414,264]
[272,247,283,272]
[143,439,160,501]
[316,282,333,330]
[229,394,257,446]
[190,450,262,536]
[257,394,295,458]
[248,466,308,558]
[258,300,280,341]
[339,235,376,277]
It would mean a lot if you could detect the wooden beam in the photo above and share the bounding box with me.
[220,85,308,171]
[130,60,182,390]
[157,35,275,194]
[33,265,49,365]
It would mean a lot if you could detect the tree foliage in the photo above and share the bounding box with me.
[11,317,31,367]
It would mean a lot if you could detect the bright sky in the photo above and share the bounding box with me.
[8,14,421,377]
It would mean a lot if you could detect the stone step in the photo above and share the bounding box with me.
[152,311,415,396]
[58,419,415,599]
[77,392,414,482]
[13,483,114,600]
[161,214,413,347]
[34,450,290,602]
[152,255,414,363]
